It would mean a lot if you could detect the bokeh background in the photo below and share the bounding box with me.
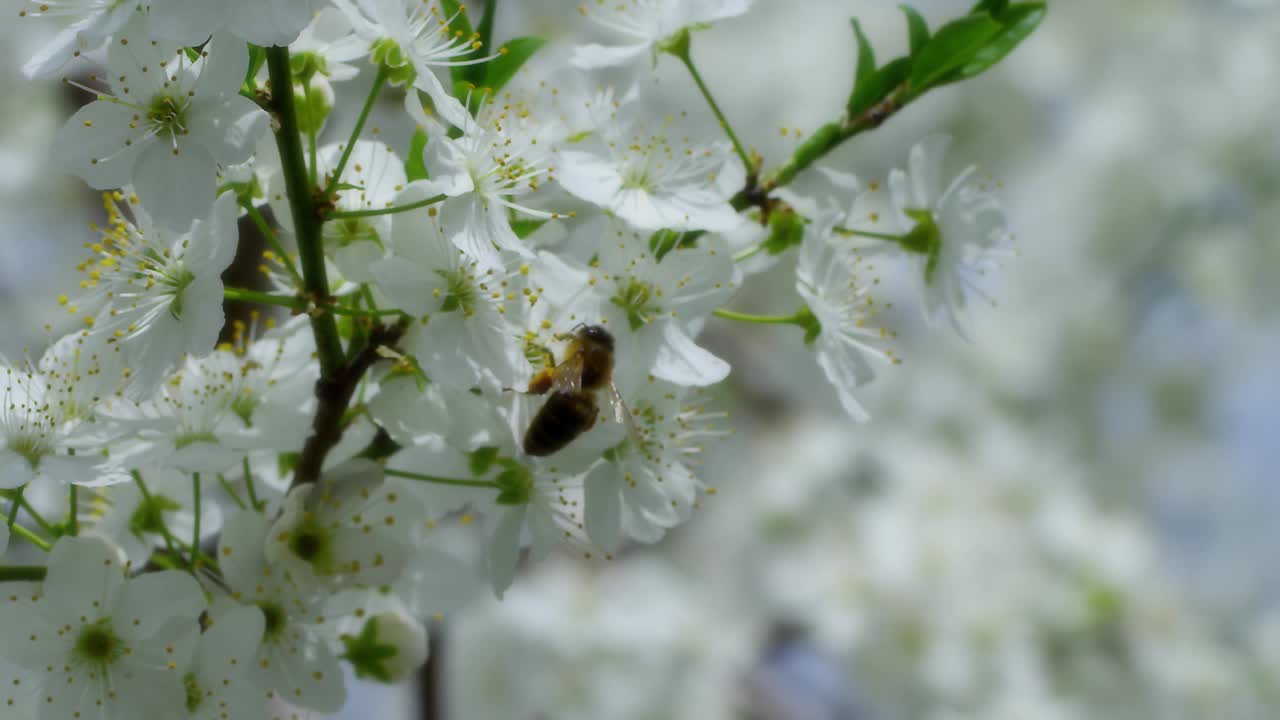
[3,0,1279,717]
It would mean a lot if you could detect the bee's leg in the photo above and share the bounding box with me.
[527,369,555,395]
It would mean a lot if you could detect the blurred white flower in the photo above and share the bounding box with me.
[795,212,896,422]
[572,0,753,69]
[888,134,1012,338]
[53,29,266,230]
[149,0,319,47]
[289,7,368,83]
[17,0,140,78]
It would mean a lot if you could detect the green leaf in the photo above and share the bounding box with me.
[908,13,1001,91]
[899,5,930,55]
[512,218,548,239]
[850,19,876,86]
[848,56,910,117]
[959,3,1046,79]
[404,129,430,182]
[465,0,498,88]
[440,0,477,96]
[244,45,266,89]
[971,0,1010,17]
[482,36,546,94]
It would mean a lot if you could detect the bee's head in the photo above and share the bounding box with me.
[577,324,615,351]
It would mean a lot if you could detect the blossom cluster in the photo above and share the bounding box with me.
[0,0,1028,716]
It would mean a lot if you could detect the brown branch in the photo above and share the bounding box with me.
[292,317,410,488]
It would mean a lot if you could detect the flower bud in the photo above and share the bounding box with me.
[340,610,429,683]
[294,75,335,136]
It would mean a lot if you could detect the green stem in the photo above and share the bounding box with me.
[242,201,303,285]
[304,75,318,188]
[131,470,178,557]
[216,474,247,511]
[5,489,18,528]
[748,87,908,202]
[322,65,390,198]
[733,243,765,262]
[67,485,77,536]
[329,306,407,318]
[0,565,46,582]
[835,226,903,243]
[224,287,305,311]
[326,193,447,221]
[243,456,262,511]
[384,469,501,490]
[15,495,55,537]
[673,44,752,172]
[712,308,813,326]
[9,524,52,552]
[190,473,202,572]
[267,46,345,380]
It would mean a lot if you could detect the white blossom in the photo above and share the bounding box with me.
[888,134,1013,337]
[0,536,206,720]
[53,28,266,230]
[265,459,417,590]
[558,101,744,233]
[290,7,368,83]
[217,510,348,713]
[417,99,560,271]
[148,0,320,47]
[67,191,239,396]
[369,181,530,388]
[16,0,140,78]
[582,381,723,551]
[572,0,753,69]
[795,212,896,422]
[562,219,740,387]
[186,603,269,720]
[332,0,483,127]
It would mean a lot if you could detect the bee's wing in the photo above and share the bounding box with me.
[607,380,646,450]
[549,353,585,394]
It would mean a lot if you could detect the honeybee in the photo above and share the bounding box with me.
[522,324,639,457]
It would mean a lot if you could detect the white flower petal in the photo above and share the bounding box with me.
[584,469,622,553]
[133,141,217,231]
[51,101,148,190]
[488,506,526,597]
[45,537,125,623]
[651,322,730,386]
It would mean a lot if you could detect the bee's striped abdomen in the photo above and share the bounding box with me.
[522,391,598,457]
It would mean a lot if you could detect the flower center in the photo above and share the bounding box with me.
[325,218,379,249]
[163,265,196,320]
[173,431,218,449]
[259,602,287,641]
[611,278,662,330]
[74,622,125,668]
[435,269,477,316]
[287,521,332,567]
[8,434,47,469]
[128,492,182,538]
[183,672,203,712]
[901,209,943,286]
[146,93,190,142]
